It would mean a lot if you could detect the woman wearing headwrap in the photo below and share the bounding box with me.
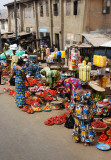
[11,58,28,108]
[40,69,60,87]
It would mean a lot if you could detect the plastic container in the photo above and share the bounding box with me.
[68,60,72,70]
[100,56,106,67]
[57,51,61,56]
[61,51,65,58]
[79,65,91,82]
[83,60,86,66]
[93,55,96,65]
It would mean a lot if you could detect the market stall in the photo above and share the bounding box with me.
[2,41,111,151]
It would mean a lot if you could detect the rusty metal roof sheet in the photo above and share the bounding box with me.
[72,43,92,48]
[82,33,111,47]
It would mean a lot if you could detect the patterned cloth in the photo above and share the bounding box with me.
[26,62,41,78]
[57,78,81,102]
[13,67,26,107]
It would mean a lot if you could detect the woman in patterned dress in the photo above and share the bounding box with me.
[11,58,28,108]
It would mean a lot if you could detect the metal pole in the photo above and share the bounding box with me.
[50,0,53,47]
[14,0,18,40]
[0,24,2,51]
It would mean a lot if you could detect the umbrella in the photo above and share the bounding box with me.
[0,50,25,59]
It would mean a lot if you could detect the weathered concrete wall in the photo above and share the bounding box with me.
[84,0,111,33]
[0,20,8,33]
[6,0,111,49]
[37,0,51,34]
[64,0,85,47]
[22,3,36,33]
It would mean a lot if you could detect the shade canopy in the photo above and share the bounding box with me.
[0,50,25,59]
[100,41,111,47]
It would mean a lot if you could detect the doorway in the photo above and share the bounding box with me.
[55,33,60,50]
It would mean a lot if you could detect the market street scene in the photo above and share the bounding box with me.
[0,0,111,159]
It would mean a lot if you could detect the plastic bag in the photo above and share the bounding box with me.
[64,115,74,129]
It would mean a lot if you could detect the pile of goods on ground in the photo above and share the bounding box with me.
[91,121,107,128]
[97,128,111,146]
[44,113,68,126]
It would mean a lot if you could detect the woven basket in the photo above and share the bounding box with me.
[103,118,111,127]
[92,126,107,132]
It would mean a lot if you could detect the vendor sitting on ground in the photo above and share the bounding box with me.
[40,69,60,87]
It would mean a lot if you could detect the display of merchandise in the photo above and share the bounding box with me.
[79,65,91,82]
[68,49,81,71]
[46,51,65,63]
[93,55,106,67]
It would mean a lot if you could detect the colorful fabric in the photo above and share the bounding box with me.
[56,78,81,102]
[13,67,26,107]
[26,62,41,78]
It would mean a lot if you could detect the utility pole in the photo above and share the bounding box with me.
[14,0,18,40]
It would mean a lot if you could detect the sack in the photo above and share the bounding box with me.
[9,77,15,86]
[64,115,74,129]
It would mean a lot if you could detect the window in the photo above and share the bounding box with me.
[28,4,32,18]
[24,4,33,18]
[40,32,44,39]
[102,0,110,14]
[46,1,49,17]
[73,0,80,15]
[24,6,28,18]
[65,40,70,45]
[66,0,71,16]
[1,21,5,30]
[55,0,59,3]
[53,4,58,16]
[53,0,59,16]
[11,10,14,19]
[40,2,43,17]
[46,32,50,37]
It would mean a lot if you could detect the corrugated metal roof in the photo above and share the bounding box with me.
[72,43,92,48]
[0,17,8,20]
[82,33,111,47]
[100,40,111,47]
[4,0,21,6]
[4,0,34,6]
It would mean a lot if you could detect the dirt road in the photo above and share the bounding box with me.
[0,85,110,160]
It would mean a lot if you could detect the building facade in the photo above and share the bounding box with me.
[5,0,111,50]
[0,18,8,34]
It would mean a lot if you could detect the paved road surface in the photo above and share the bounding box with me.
[0,85,111,160]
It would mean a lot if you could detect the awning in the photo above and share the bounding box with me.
[82,33,111,47]
[100,41,111,47]
[72,43,92,48]
[2,32,32,39]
